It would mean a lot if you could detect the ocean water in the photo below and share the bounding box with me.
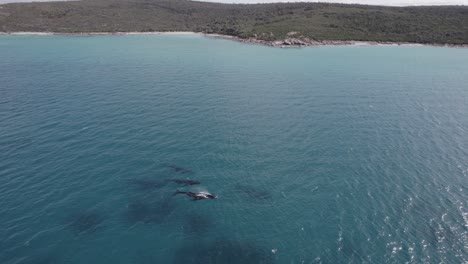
[0,34,467,264]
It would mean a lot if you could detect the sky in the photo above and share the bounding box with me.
[0,0,467,5]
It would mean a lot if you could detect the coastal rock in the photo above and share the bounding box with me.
[282,38,307,46]
[204,33,468,49]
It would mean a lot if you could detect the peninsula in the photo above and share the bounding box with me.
[1,0,467,46]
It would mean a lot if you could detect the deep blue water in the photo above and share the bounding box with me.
[0,34,467,264]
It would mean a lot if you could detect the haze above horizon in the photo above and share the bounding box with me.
[1,0,467,6]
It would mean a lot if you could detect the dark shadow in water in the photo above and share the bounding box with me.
[166,164,193,174]
[167,179,200,186]
[66,211,105,235]
[182,213,215,234]
[236,184,272,200]
[173,240,275,264]
[126,178,168,192]
[124,198,176,225]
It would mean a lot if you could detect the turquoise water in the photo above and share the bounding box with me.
[0,34,467,263]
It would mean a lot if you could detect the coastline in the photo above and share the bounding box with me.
[1,31,467,48]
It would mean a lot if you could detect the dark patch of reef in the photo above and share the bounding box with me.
[124,198,176,225]
[31,163,280,264]
[66,211,105,235]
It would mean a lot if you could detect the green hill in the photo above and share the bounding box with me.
[1,0,468,45]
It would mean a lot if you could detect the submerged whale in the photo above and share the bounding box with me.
[167,164,193,174]
[167,179,200,185]
[174,190,218,201]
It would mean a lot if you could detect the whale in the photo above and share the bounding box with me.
[167,164,193,174]
[173,190,218,201]
[167,179,200,185]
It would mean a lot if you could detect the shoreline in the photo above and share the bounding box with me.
[1,31,467,48]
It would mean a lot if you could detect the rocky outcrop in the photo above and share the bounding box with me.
[273,38,310,46]
[238,37,355,47]
[207,35,468,48]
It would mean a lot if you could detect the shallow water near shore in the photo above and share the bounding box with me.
[0,34,467,263]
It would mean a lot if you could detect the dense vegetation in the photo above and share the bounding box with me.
[1,0,468,44]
